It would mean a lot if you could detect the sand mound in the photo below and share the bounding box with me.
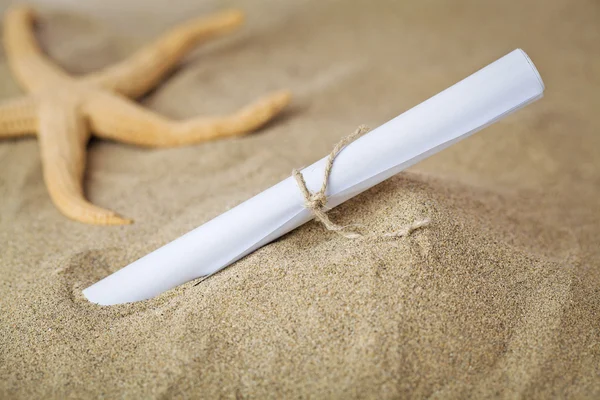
[2,174,593,398]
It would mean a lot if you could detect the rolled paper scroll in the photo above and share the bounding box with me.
[83,49,545,305]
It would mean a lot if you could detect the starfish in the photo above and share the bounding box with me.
[0,5,291,225]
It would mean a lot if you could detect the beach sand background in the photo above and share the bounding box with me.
[1,0,599,398]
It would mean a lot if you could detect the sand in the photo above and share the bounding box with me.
[1,0,599,398]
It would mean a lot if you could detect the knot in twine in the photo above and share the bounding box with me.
[292,125,430,240]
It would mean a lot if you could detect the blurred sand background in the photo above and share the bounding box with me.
[0,0,599,398]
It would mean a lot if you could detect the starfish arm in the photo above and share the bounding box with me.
[84,10,244,99]
[3,5,71,92]
[0,96,38,138]
[37,100,132,225]
[85,90,291,147]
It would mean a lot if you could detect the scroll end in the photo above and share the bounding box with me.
[517,48,545,92]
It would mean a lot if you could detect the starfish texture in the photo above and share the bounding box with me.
[0,5,291,225]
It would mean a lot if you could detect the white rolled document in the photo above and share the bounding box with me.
[84,49,545,305]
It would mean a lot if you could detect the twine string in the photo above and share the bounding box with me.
[292,125,430,240]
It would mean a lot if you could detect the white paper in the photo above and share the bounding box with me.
[83,49,545,305]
